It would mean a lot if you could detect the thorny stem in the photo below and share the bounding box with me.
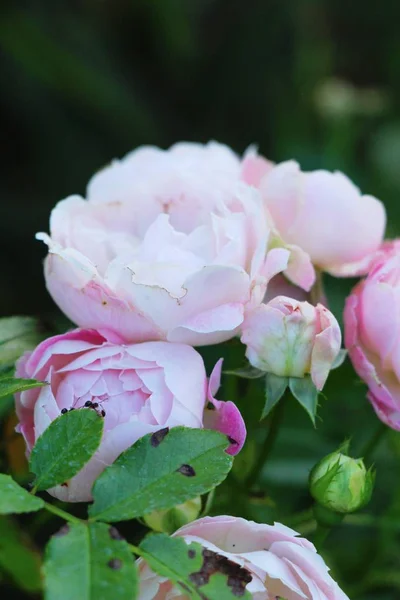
[245,398,286,489]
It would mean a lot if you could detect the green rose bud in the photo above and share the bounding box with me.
[309,442,375,514]
[143,497,202,534]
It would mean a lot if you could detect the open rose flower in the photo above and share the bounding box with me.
[15,329,245,502]
[345,248,400,429]
[241,296,341,390]
[139,516,349,599]
[37,142,295,347]
[242,152,386,277]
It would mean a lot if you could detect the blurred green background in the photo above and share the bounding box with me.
[1,1,400,599]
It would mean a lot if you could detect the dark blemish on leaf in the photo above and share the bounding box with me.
[109,526,124,541]
[177,464,196,477]
[108,558,123,570]
[189,547,252,597]
[188,549,196,559]
[61,408,68,415]
[84,400,93,407]
[178,581,191,593]
[150,427,170,447]
[54,524,70,537]
[227,436,238,445]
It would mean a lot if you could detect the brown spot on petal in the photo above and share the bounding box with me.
[150,427,170,447]
[108,558,123,570]
[177,464,196,477]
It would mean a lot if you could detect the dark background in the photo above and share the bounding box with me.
[1,2,400,599]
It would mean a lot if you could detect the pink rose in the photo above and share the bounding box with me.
[37,142,290,346]
[243,154,386,276]
[138,516,349,599]
[15,329,245,502]
[344,248,400,429]
[241,297,341,390]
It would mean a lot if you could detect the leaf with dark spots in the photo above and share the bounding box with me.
[177,464,196,477]
[109,526,124,541]
[150,427,170,447]
[90,427,232,522]
[140,533,252,599]
[107,558,122,570]
[43,521,138,600]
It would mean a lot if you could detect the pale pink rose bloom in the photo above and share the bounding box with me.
[242,154,386,276]
[241,297,341,390]
[138,516,349,599]
[15,329,245,502]
[344,246,400,429]
[37,142,293,347]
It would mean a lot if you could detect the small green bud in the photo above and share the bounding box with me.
[309,443,375,514]
[143,497,202,534]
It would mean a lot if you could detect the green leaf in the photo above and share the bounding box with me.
[140,534,252,599]
[0,316,44,368]
[223,365,264,379]
[0,377,47,399]
[0,516,42,592]
[30,408,104,491]
[44,522,138,600]
[262,374,288,419]
[289,376,319,426]
[90,427,232,522]
[0,474,44,514]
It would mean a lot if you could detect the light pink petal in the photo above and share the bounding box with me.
[311,305,342,390]
[241,152,274,187]
[284,244,316,292]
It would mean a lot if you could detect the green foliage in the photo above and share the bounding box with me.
[140,534,252,600]
[0,316,44,369]
[0,517,42,593]
[43,522,138,600]
[0,376,46,399]
[262,374,288,419]
[90,427,232,522]
[30,409,104,491]
[288,376,319,426]
[0,475,44,514]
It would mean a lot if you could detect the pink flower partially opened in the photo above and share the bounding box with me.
[138,515,349,599]
[241,296,341,390]
[243,153,386,277]
[37,142,292,347]
[15,329,245,502]
[345,247,400,429]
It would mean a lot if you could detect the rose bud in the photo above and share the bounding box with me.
[15,329,245,502]
[36,142,293,347]
[310,444,375,515]
[241,296,341,390]
[143,497,202,535]
[344,248,400,430]
[138,516,349,599]
[242,153,386,277]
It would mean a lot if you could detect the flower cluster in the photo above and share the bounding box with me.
[14,140,390,599]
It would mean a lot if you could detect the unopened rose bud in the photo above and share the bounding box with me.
[241,296,341,390]
[143,497,202,534]
[310,444,375,515]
